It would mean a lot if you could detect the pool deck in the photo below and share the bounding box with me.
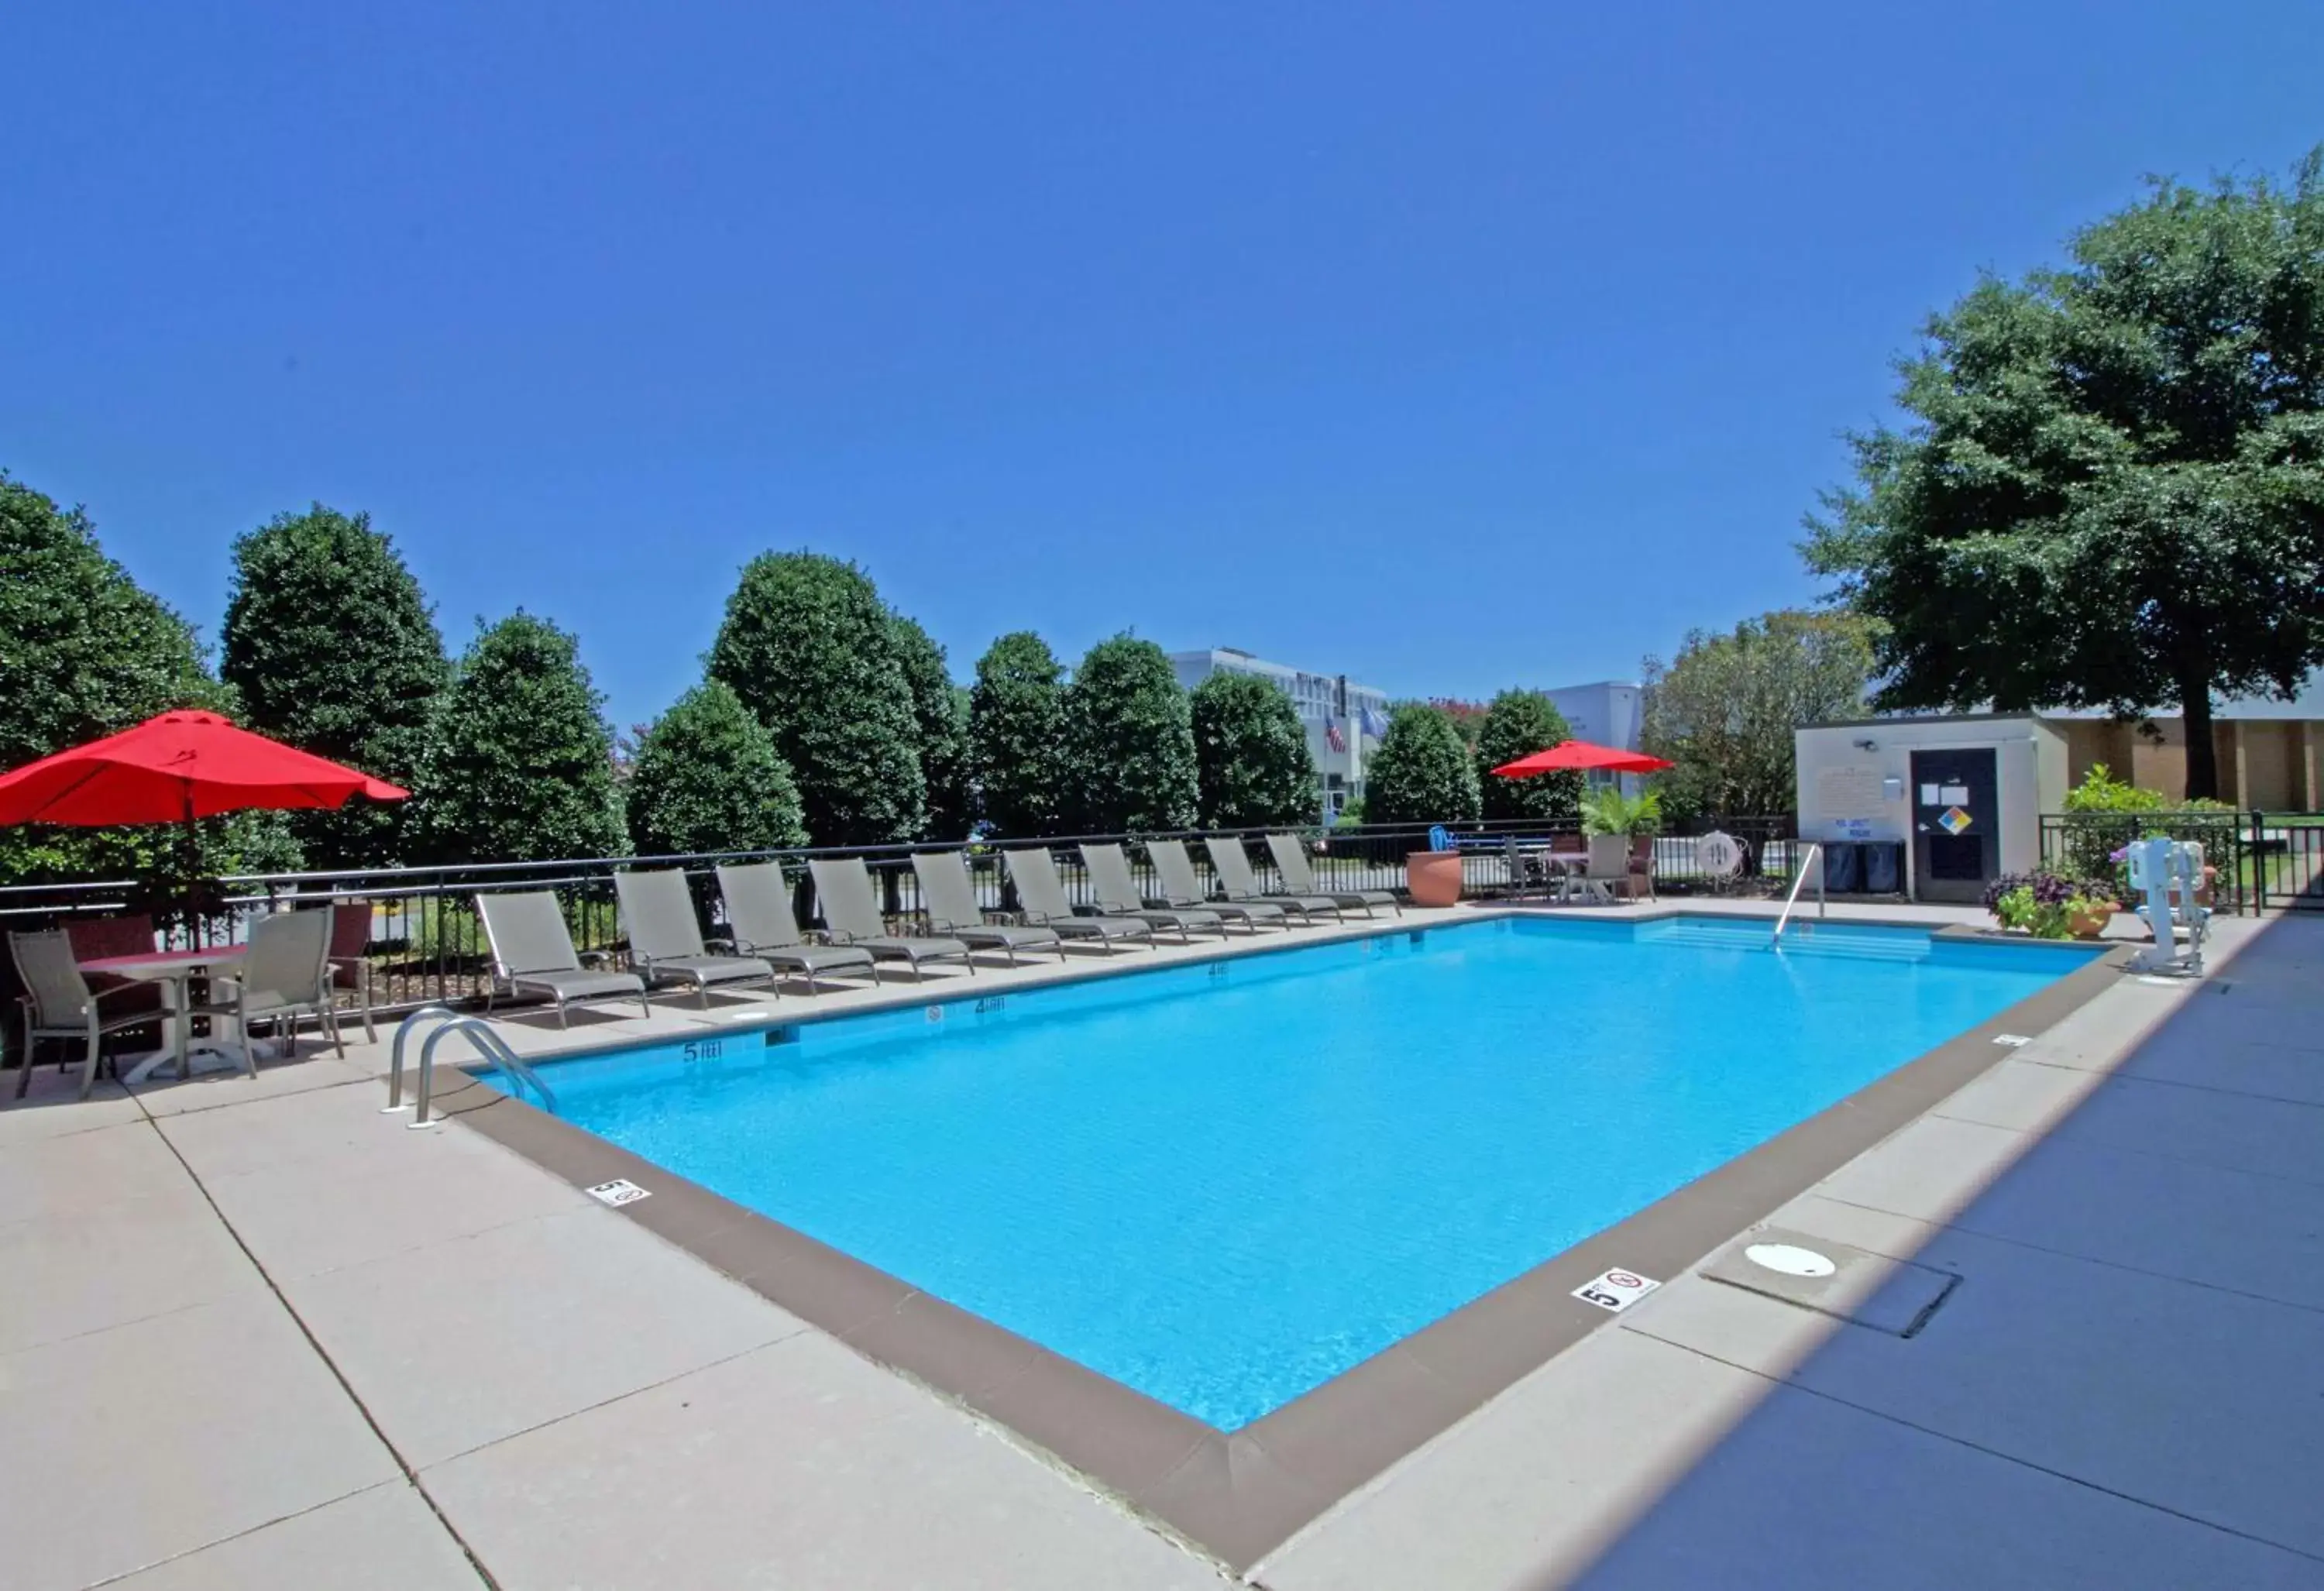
[5,900,2320,1588]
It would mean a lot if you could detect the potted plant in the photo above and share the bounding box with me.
[1982,871,2118,940]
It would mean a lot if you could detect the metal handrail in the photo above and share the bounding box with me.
[384,1005,461,1112]
[1771,843,1827,946]
[407,1016,555,1129]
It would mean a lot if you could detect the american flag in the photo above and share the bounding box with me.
[1325,716,1347,754]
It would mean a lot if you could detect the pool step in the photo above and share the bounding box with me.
[1645,923,1933,963]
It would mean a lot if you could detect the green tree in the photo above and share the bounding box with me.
[0,472,269,888]
[1061,635,1198,832]
[1189,672,1318,829]
[968,631,1068,838]
[1473,689,1581,823]
[625,679,806,857]
[1640,610,1877,820]
[220,504,448,867]
[889,613,974,841]
[414,613,623,862]
[706,554,924,845]
[1803,153,2324,800]
[1363,704,1480,826]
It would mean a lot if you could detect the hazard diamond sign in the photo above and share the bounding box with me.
[1938,806,1972,836]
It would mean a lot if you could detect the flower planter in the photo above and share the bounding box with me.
[2065,900,2118,940]
[1405,850,1465,909]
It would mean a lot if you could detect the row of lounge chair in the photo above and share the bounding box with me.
[474,835,1397,1026]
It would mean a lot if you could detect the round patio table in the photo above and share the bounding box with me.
[75,945,250,1085]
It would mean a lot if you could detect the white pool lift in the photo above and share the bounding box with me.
[2125,837,2210,978]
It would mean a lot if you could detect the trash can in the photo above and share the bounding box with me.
[1862,840,1904,896]
[1820,841,1864,893]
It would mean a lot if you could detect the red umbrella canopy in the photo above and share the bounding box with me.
[1490,739,1676,778]
[0,711,410,826]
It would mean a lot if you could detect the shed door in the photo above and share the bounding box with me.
[1909,748,1999,903]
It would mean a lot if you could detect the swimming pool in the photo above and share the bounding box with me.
[485,915,2095,1429]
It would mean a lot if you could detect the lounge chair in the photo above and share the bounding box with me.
[1266,833,1401,916]
[614,869,779,1005]
[1001,849,1156,950]
[1079,843,1225,942]
[1148,839,1288,932]
[1205,837,1343,922]
[476,891,651,1026]
[910,852,1064,966]
[807,856,975,980]
[712,863,878,992]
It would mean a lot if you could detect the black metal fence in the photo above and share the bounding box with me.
[0,816,1800,1053]
[2037,810,2324,916]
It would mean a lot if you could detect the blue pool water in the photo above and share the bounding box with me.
[489,916,2093,1429]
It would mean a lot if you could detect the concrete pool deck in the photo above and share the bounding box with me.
[4,901,2319,1588]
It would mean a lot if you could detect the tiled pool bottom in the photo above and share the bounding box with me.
[483,915,2097,1429]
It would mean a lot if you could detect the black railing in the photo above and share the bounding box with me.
[0,816,1800,1053]
[2038,809,2324,916]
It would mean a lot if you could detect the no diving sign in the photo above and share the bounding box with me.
[586,1178,651,1208]
[1573,1267,1661,1313]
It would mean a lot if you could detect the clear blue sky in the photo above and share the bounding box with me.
[6,3,2319,732]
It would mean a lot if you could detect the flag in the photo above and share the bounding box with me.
[1359,705,1389,739]
[1325,716,1347,754]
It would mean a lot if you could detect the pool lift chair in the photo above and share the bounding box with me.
[2125,837,2209,978]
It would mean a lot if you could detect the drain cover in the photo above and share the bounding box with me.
[1703,1225,1955,1337]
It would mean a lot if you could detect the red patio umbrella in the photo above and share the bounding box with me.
[0,711,408,827]
[1489,739,1675,778]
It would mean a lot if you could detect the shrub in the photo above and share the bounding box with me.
[707,553,924,845]
[1363,706,1480,827]
[969,632,1069,839]
[625,680,806,857]
[1061,636,1198,833]
[1190,672,1318,830]
[1581,786,1662,837]
[889,614,973,842]
[220,504,448,866]
[1473,690,1581,823]
[414,613,624,863]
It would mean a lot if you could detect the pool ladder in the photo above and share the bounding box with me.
[385,1005,556,1129]
[1771,843,1827,947]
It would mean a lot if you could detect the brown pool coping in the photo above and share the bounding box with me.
[430,909,2130,1571]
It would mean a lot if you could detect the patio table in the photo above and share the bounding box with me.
[77,945,249,1084]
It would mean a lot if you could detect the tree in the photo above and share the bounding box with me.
[0,472,262,887]
[888,613,974,841]
[1363,704,1480,826]
[414,613,623,862]
[1803,153,2324,800]
[1190,672,1318,829]
[1640,610,1878,820]
[1473,689,1581,823]
[220,504,448,867]
[968,631,1068,838]
[1060,635,1198,833]
[625,680,806,857]
[706,554,924,845]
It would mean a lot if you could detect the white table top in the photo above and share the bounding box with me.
[77,945,249,979]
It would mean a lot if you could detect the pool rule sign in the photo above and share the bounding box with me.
[1573,1267,1661,1313]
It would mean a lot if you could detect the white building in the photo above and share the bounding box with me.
[1167,648,1388,820]
[1542,680,1644,753]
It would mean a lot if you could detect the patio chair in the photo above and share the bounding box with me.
[1501,836,1552,902]
[1205,837,1342,922]
[1148,840,1288,932]
[806,857,975,980]
[1265,833,1401,916]
[1000,848,1156,951]
[9,930,161,1099]
[711,863,878,993]
[910,852,1064,965]
[198,909,345,1063]
[475,891,651,1026]
[1079,844,1225,942]
[614,869,779,1005]
[326,902,378,1044]
[1573,835,1634,905]
[1628,834,1657,902]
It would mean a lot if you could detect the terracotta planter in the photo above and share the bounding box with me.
[2066,900,2118,940]
[1405,850,1465,908]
